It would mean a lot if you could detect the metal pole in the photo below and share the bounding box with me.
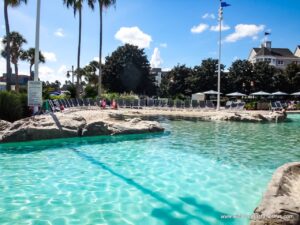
[71,65,74,84]
[217,1,222,111]
[34,0,41,114]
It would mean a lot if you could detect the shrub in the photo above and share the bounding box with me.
[245,101,257,110]
[0,91,24,122]
[84,85,98,98]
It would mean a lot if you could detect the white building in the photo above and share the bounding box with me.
[248,41,300,69]
[150,68,167,86]
[0,82,6,91]
[295,45,300,57]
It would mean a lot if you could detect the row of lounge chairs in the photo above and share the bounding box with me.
[46,98,217,112]
[270,101,286,111]
[116,99,215,109]
[225,101,246,110]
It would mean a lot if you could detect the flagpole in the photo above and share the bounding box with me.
[217,0,222,111]
[34,0,41,114]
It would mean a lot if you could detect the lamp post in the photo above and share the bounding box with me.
[66,65,75,84]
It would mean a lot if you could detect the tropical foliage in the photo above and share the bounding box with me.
[102,44,156,95]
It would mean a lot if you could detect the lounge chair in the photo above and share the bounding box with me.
[147,99,154,107]
[237,102,245,110]
[184,100,191,108]
[225,101,232,109]
[77,98,84,107]
[89,99,96,106]
[167,100,174,108]
[206,101,215,109]
[275,101,283,110]
[139,99,146,108]
[124,99,132,108]
[160,100,167,108]
[175,100,182,108]
[199,101,206,109]
[83,98,89,106]
[154,99,161,108]
[270,102,281,111]
[117,99,124,108]
[132,99,139,109]
[191,100,199,109]
[71,98,78,107]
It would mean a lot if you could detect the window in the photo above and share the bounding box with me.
[277,60,284,65]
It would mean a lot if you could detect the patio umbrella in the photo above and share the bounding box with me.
[291,91,300,96]
[203,90,222,95]
[226,92,247,97]
[250,91,271,96]
[271,91,288,96]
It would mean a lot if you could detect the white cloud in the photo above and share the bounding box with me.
[54,28,65,37]
[202,13,215,19]
[150,48,163,68]
[37,65,71,84]
[224,24,265,43]
[115,26,152,48]
[0,58,6,75]
[42,52,57,62]
[191,23,209,34]
[160,43,167,48]
[162,68,171,72]
[57,65,67,75]
[93,56,106,63]
[210,23,231,32]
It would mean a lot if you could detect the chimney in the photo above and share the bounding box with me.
[264,41,272,50]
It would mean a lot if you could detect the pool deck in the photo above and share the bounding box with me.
[64,107,288,123]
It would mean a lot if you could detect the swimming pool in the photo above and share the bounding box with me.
[0,114,300,225]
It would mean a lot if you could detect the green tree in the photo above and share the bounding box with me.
[103,44,156,95]
[285,63,300,92]
[1,32,27,93]
[252,62,276,92]
[82,60,99,86]
[228,60,254,94]
[63,0,94,97]
[160,64,193,98]
[3,0,28,91]
[20,48,45,78]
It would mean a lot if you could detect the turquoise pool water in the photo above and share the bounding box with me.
[0,114,300,225]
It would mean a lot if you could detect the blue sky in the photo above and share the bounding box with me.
[0,0,300,83]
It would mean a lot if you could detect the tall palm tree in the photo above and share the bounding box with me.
[3,0,28,91]
[96,0,116,96]
[20,48,45,79]
[2,32,27,92]
[63,0,94,97]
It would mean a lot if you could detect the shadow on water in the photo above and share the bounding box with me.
[0,131,170,154]
[71,148,238,225]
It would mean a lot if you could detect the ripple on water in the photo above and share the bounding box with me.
[0,115,300,225]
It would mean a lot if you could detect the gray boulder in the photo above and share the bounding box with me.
[250,162,300,225]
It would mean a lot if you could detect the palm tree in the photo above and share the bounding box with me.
[63,0,94,97]
[1,32,27,93]
[96,0,116,96]
[20,48,45,79]
[83,60,99,86]
[3,0,28,91]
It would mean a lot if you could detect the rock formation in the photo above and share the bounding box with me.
[250,162,300,225]
[0,111,164,143]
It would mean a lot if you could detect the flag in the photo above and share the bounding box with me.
[264,32,271,36]
[221,2,231,7]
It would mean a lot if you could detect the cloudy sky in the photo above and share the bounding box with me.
[0,0,299,83]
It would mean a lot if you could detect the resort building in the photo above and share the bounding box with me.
[248,41,300,69]
[295,45,300,57]
[150,68,167,86]
[0,73,32,90]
